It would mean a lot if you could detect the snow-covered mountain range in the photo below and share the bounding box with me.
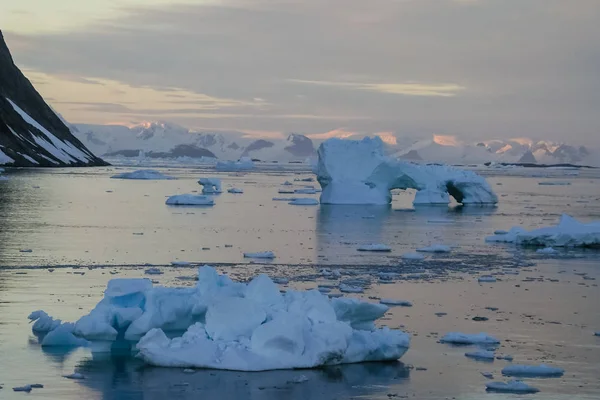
[72,122,599,167]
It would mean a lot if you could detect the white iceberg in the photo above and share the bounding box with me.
[111,169,175,180]
[243,251,276,259]
[440,332,500,345]
[198,178,222,194]
[166,194,214,206]
[502,364,564,377]
[416,244,452,253]
[357,244,392,252]
[486,214,600,248]
[215,157,254,171]
[465,350,495,360]
[227,188,244,194]
[486,380,540,394]
[41,266,409,371]
[289,198,319,205]
[316,137,498,205]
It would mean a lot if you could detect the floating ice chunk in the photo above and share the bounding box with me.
[465,350,495,360]
[244,251,276,259]
[227,188,244,194]
[380,299,412,307]
[416,244,452,253]
[486,380,539,394]
[536,247,558,254]
[486,214,600,248]
[28,310,61,332]
[63,373,85,380]
[481,371,494,379]
[198,178,222,194]
[166,194,214,206]
[478,275,497,283]
[273,197,296,201]
[278,189,295,194]
[401,252,425,260]
[215,158,254,171]
[145,268,163,275]
[316,137,497,205]
[494,229,508,235]
[13,385,33,392]
[502,364,564,377]
[294,177,314,182]
[538,181,571,186]
[111,169,175,180]
[41,322,89,347]
[290,375,309,383]
[496,354,514,361]
[440,332,500,345]
[171,261,192,266]
[339,284,364,294]
[357,244,392,252]
[289,198,319,205]
[294,188,317,194]
[20,249,33,253]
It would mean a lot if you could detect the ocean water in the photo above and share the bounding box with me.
[0,164,599,399]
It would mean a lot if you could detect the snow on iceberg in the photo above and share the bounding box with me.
[316,137,498,206]
[198,178,222,194]
[440,332,500,345]
[40,266,409,371]
[166,194,214,206]
[486,380,540,394]
[215,157,254,171]
[502,364,564,377]
[111,169,175,180]
[486,214,600,248]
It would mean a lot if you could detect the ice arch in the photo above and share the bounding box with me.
[316,137,498,206]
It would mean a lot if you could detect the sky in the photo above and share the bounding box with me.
[2,0,600,143]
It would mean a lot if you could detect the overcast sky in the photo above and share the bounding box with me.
[2,0,599,143]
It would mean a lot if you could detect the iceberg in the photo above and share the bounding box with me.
[35,266,409,371]
[166,194,214,206]
[316,137,497,205]
[440,332,500,345]
[486,214,600,248]
[215,157,254,171]
[111,169,175,180]
[501,364,564,377]
[198,178,222,194]
[486,380,540,394]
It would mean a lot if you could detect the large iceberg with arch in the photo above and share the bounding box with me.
[316,137,498,206]
[28,266,409,371]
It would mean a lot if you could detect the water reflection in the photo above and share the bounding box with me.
[73,354,410,400]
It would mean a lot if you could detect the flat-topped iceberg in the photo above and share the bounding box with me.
[486,214,600,248]
[111,169,175,180]
[316,137,497,206]
[29,266,410,371]
[198,178,222,194]
[486,380,540,394]
[166,194,214,206]
[215,157,254,172]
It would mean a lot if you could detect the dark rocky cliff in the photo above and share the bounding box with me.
[0,31,107,167]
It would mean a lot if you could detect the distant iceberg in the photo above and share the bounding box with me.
[486,214,600,248]
[110,169,175,180]
[166,194,214,206]
[215,157,254,171]
[29,266,410,371]
[315,137,498,206]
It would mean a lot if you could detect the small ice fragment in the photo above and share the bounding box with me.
[294,188,317,194]
[357,244,392,252]
[278,189,295,194]
[478,275,497,283]
[440,332,500,345]
[13,385,32,392]
[289,198,319,205]
[227,188,244,194]
[486,380,540,394]
[416,244,452,253]
[243,251,276,259]
[493,230,508,235]
[145,268,163,275]
[171,261,192,266]
[19,249,33,253]
[465,350,495,360]
[166,194,214,206]
[272,277,289,284]
[380,299,412,307]
[183,368,195,373]
[496,354,513,361]
[401,252,425,260]
[63,373,85,380]
[282,181,293,186]
[481,372,494,379]
[502,364,564,377]
[339,284,364,293]
[536,247,558,254]
[29,384,44,388]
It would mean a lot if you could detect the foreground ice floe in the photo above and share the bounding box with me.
[502,364,564,377]
[486,380,540,394]
[198,178,222,194]
[111,169,175,180]
[486,214,600,248]
[440,332,500,345]
[316,137,498,205]
[166,194,214,206]
[30,267,410,371]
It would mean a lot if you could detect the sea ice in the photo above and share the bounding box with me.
[401,252,425,260]
[478,275,497,283]
[215,158,254,171]
[379,299,412,307]
[166,195,214,206]
[289,198,319,205]
[440,332,500,345]
[538,181,571,186]
[486,214,600,248]
[357,244,392,252]
[145,268,163,275]
[465,350,495,360]
[111,169,175,180]
[316,137,497,205]
[486,380,540,394]
[416,244,452,253]
[198,178,222,194]
[243,251,276,259]
[227,188,244,194]
[338,284,364,293]
[501,364,564,377]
